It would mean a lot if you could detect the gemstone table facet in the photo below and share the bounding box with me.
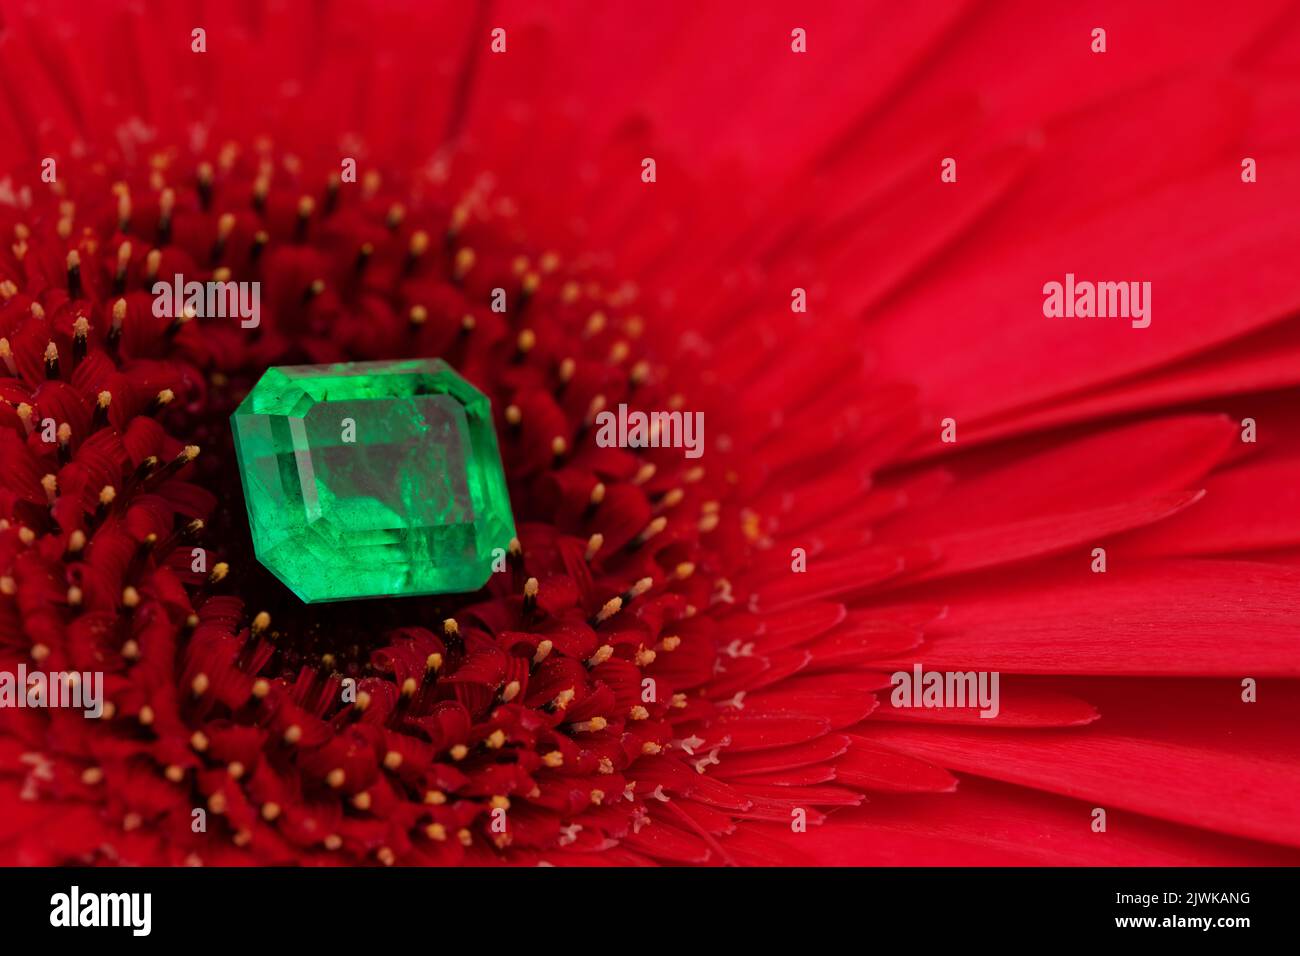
[230,359,515,603]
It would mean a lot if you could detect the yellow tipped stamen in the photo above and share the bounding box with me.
[633,462,656,485]
[551,688,575,710]
[587,645,614,667]
[635,516,667,546]
[585,533,604,561]
[121,586,140,608]
[501,680,521,703]
[532,639,553,664]
[594,596,622,625]
[453,247,475,278]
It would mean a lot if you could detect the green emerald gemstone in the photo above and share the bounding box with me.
[230,359,515,603]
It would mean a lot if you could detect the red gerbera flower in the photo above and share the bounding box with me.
[1,0,1298,867]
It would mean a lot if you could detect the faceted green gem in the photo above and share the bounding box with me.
[230,359,516,603]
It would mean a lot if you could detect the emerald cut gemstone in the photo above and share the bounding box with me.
[230,359,515,603]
